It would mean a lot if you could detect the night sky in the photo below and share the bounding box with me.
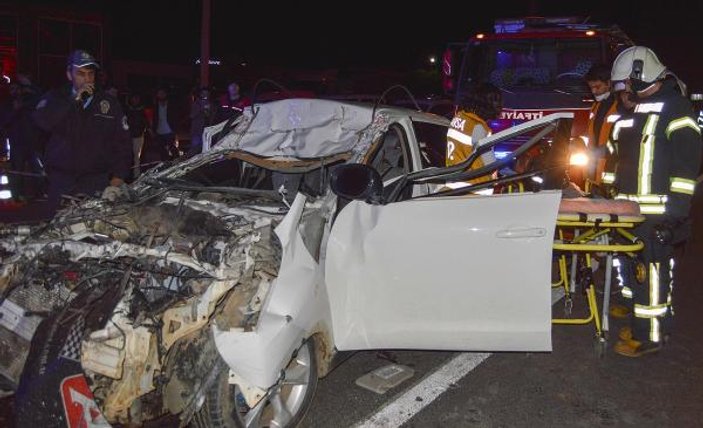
[19,0,703,90]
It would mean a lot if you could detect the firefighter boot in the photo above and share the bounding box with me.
[618,326,632,341]
[618,326,670,344]
[609,303,631,319]
[614,338,662,357]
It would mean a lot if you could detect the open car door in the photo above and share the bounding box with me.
[325,189,560,352]
[326,112,572,353]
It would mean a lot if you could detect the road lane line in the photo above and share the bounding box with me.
[356,287,565,427]
[355,352,491,428]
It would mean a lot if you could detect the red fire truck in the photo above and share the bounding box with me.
[444,16,633,159]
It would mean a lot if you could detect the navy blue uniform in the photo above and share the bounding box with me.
[607,79,702,344]
[32,85,131,212]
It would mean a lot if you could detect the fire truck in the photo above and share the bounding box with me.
[443,16,633,159]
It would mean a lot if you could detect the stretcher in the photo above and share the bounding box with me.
[552,197,645,340]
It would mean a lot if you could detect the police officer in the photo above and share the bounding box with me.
[32,49,131,214]
[607,46,702,357]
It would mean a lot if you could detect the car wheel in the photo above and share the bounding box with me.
[195,339,318,428]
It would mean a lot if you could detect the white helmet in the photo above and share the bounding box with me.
[611,46,666,84]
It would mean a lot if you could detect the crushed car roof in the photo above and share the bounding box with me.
[203,98,448,160]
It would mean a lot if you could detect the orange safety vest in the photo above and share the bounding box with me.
[587,96,619,148]
[588,96,619,183]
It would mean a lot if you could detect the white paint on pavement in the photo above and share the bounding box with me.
[356,287,565,427]
[355,352,490,428]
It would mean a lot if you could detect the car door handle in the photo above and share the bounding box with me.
[496,227,547,239]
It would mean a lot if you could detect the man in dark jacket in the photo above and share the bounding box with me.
[0,77,44,202]
[32,49,131,214]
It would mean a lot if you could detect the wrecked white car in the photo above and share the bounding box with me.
[0,99,571,427]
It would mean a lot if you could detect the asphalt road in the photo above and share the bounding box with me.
[1,182,702,427]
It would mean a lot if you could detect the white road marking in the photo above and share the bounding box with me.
[355,352,490,428]
[356,287,566,427]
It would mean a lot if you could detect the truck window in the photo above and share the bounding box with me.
[460,38,601,93]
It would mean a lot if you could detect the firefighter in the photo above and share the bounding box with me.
[446,82,502,188]
[584,63,620,184]
[607,46,701,357]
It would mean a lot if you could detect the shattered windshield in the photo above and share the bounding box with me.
[162,154,334,201]
[462,38,600,93]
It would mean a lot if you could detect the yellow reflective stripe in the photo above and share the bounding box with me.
[612,119,633,140]
[638,115,658,195]
[634,305,668,317]
[651,262,660,306]
[643,114,658,135]
[670,177,696,195]
[622,286,633,299]
[447,128,473,146]
[614,194,667,203]
[635,102,664,113]
[614,196,668,213]
[602,172,615,184]
[606,114,621,123]
[606,140,615,154]
[666,117,701,138]
[652,318,660,342]
[639,204,667,214]
[649,262,662,341]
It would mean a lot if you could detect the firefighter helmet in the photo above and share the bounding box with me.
[611,46,666,84]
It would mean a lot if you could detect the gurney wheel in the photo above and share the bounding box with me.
[593,336,607,358]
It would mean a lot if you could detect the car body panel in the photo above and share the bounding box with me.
[326,190,560,352]
[213,193,333,389]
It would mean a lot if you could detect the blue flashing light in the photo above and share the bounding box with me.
[495,150,511,160]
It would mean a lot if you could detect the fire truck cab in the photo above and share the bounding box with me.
[444,16,633,157]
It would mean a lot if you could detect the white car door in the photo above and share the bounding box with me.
[325,190,560,352]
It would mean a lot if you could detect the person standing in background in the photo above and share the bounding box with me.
[584,63,619,185]
[125,92,148,179]
[149,87,180,160]
[216,81,250,123]
[188,86,215,156]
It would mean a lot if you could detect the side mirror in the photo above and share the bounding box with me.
[330,164,383,203]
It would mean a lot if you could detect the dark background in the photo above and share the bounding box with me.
[17,0,703,91]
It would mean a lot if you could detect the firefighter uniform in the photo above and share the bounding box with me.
[446,110,494,185]
[32,84,131,212]
[606,78,701,351]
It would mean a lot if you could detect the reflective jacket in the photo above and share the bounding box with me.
[446,110,495,185]
[588,94,619,149]
[604,79,702,217]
